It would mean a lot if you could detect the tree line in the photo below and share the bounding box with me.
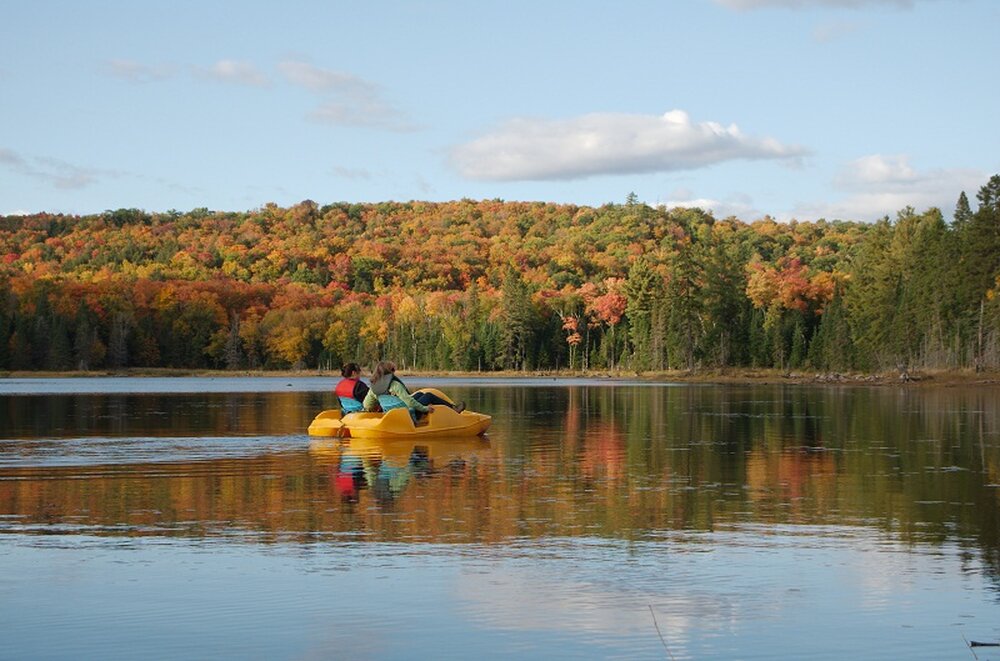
[1,175,998,373]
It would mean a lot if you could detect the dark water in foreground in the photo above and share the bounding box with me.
[1,378,999,660]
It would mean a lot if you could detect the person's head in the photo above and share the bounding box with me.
[372,360,397,382]
[341,362,361,378]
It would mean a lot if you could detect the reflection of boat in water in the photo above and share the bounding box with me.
[310,435,491,464]
[310,435,491,502]
[307,388,491,439]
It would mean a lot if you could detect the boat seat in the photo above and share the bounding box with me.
[377,395,408,411]
[339,396,364,413]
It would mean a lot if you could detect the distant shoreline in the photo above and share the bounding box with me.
[2,367,998,388]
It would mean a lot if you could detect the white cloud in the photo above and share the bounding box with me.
[451,110,807,181]
[279,60,415,132]
[0,147,119,189]
[105,59,175,83]
[103,57,413,131]
[834,153,920,188]
[717,0,921,9]
[278,60,376,97]
[795,154,985,221]
[109,58,269,87]
[195,59,269,87]
[663,189,763,219]
[309,100,413,131]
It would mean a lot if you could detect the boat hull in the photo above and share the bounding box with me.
[308,389,491,439]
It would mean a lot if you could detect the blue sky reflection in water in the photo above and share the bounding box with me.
[1,379,1000,659]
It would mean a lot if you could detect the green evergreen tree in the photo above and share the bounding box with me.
[0,309,10,370]
[45,317,73,371]
[699,225,751,367]
[664,241,703,370]
[969,176,1000,296]
[108,312,131,368]
[9,319,32,370]
[808,290,852,370]
[954,191,973,228]
[624,257,659,370]
[73,312,93,370]
[789,317,807,369]
[843,217,897,370]
[31,308,50,369]
[748,307,769,367]
[224,311,243,370]
[498,267,533,370]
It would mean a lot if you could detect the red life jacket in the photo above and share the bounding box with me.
[335,378,367,401]
[335,378,358,399]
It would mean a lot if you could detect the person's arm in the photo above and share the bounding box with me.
[362,389,379,412]
[389,380,430,412]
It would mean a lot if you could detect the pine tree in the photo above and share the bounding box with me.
[700,225,751,367]
[624,257,659,370]
[810,289,853,370]
[73,314,92,370]
[0,309,10,370]
[789,317,807,369]
[498,267,533,370]
[971,176,1000,294]
[45,318,73,371]
[223,311,243,370]
[954,191,973,229]
[748,307,769,367]
[108,312,131,368]
[664,239,703,370]
[9,319,32,370]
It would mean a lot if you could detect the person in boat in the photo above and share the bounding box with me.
[362,360,465,415]
[334,362,370,413]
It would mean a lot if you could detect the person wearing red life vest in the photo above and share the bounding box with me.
[334,363,370,413]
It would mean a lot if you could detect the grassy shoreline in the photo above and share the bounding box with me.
[2,367,999,387]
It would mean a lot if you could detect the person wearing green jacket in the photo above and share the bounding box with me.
[362,360,464,414]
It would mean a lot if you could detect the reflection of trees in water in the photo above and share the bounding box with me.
[2,384,999,585]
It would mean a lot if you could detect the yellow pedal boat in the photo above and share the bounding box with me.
[307,388,491,439]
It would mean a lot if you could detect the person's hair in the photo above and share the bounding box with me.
[372,360,396,382]
[341,362,360,378]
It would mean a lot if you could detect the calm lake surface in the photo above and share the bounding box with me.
[2,377,999,660]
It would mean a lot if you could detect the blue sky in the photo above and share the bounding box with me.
[1,0,997,221]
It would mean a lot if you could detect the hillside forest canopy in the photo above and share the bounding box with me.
[1,175,999,374]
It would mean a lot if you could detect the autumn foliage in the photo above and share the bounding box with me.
[1,179,999,373]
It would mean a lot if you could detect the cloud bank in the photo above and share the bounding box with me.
[278,60,415,132]
[796,154,984,220]
[0,148,116,189]
[451,110,807,181]
[104,57,412,131]
[664,189,763,220]
[195,60,270,87]
[105,59,176,84]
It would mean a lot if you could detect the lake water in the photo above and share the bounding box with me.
[2,377,999,660]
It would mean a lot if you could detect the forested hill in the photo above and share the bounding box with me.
[1,176,999,374]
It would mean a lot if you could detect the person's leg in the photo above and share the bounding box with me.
[413,391,465,412]
[413,391,450,407]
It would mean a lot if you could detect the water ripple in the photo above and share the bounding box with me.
[0,435,307,468]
